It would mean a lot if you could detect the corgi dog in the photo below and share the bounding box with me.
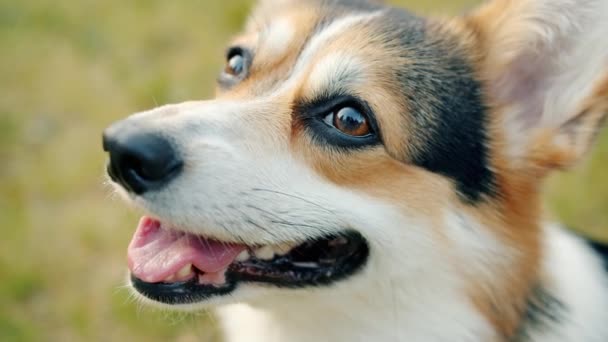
[102,0,608,341]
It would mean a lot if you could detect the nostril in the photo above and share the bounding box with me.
[122,152,182,183]
[123,154,146,180]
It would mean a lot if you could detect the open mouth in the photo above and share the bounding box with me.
[129,217,369,305]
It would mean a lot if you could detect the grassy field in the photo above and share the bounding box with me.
[0,0,606,341]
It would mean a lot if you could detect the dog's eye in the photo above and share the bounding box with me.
[323,107,371,137]
[296,95,379,148]
[225,53,245,76]
[219,47,250,87]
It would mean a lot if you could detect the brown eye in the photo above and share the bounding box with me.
[225,53,245,76]
[324,107,371,137]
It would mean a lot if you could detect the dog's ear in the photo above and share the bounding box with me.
[467,0,608,173]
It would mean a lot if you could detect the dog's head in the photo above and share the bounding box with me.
[103,0,607,330]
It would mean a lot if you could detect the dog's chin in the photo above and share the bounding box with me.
[127,216,370,307]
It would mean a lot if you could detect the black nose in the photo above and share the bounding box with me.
[103,126,182,194]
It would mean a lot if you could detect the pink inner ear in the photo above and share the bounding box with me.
[493,52,551,129]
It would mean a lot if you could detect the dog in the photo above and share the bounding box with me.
[102,0,608,340]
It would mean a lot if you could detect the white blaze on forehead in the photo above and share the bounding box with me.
[305,53,365,96]
[295,11,383,71]
[272,10,383,94]
[259,17,295,57]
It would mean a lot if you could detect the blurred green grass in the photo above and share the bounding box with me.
[0,0,605,341]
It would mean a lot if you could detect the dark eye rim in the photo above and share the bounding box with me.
[218,46,252,88]
[295,94,382,149]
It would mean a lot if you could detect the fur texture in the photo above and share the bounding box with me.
[105,0,608,341]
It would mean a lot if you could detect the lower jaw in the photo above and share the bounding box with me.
[131,274,237,305]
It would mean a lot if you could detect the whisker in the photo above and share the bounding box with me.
[246,218,280,240]
[251,188,335,214]
[246,204,327,235]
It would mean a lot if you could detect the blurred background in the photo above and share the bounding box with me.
[0,0,606,341]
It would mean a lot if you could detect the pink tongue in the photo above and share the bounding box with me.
[128,217,246,283]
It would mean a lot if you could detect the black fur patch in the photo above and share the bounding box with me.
[374,10,495,203]
[571,228,608,272]
[587,240,608,272]
[513,286,567,341]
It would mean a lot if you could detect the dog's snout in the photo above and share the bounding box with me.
[103,124,182,194]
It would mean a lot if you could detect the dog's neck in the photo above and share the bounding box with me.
[219,225,608,342]
[219,270,498,341]
[257,288,494,341]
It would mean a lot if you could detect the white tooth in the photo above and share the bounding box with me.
[273,243,294,256]
[235,250,250,262]
[254,246,274,260]
[199,271,227,286]
[292,262,320,269]
[164,275,176,282]
[177,264,192,279]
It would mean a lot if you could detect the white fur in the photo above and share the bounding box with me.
[524,225,608,342]
[304,53,365,97]
[444,210,517,290]
[260,18,295,57]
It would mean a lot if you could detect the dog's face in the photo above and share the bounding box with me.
[103,0,608,328]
